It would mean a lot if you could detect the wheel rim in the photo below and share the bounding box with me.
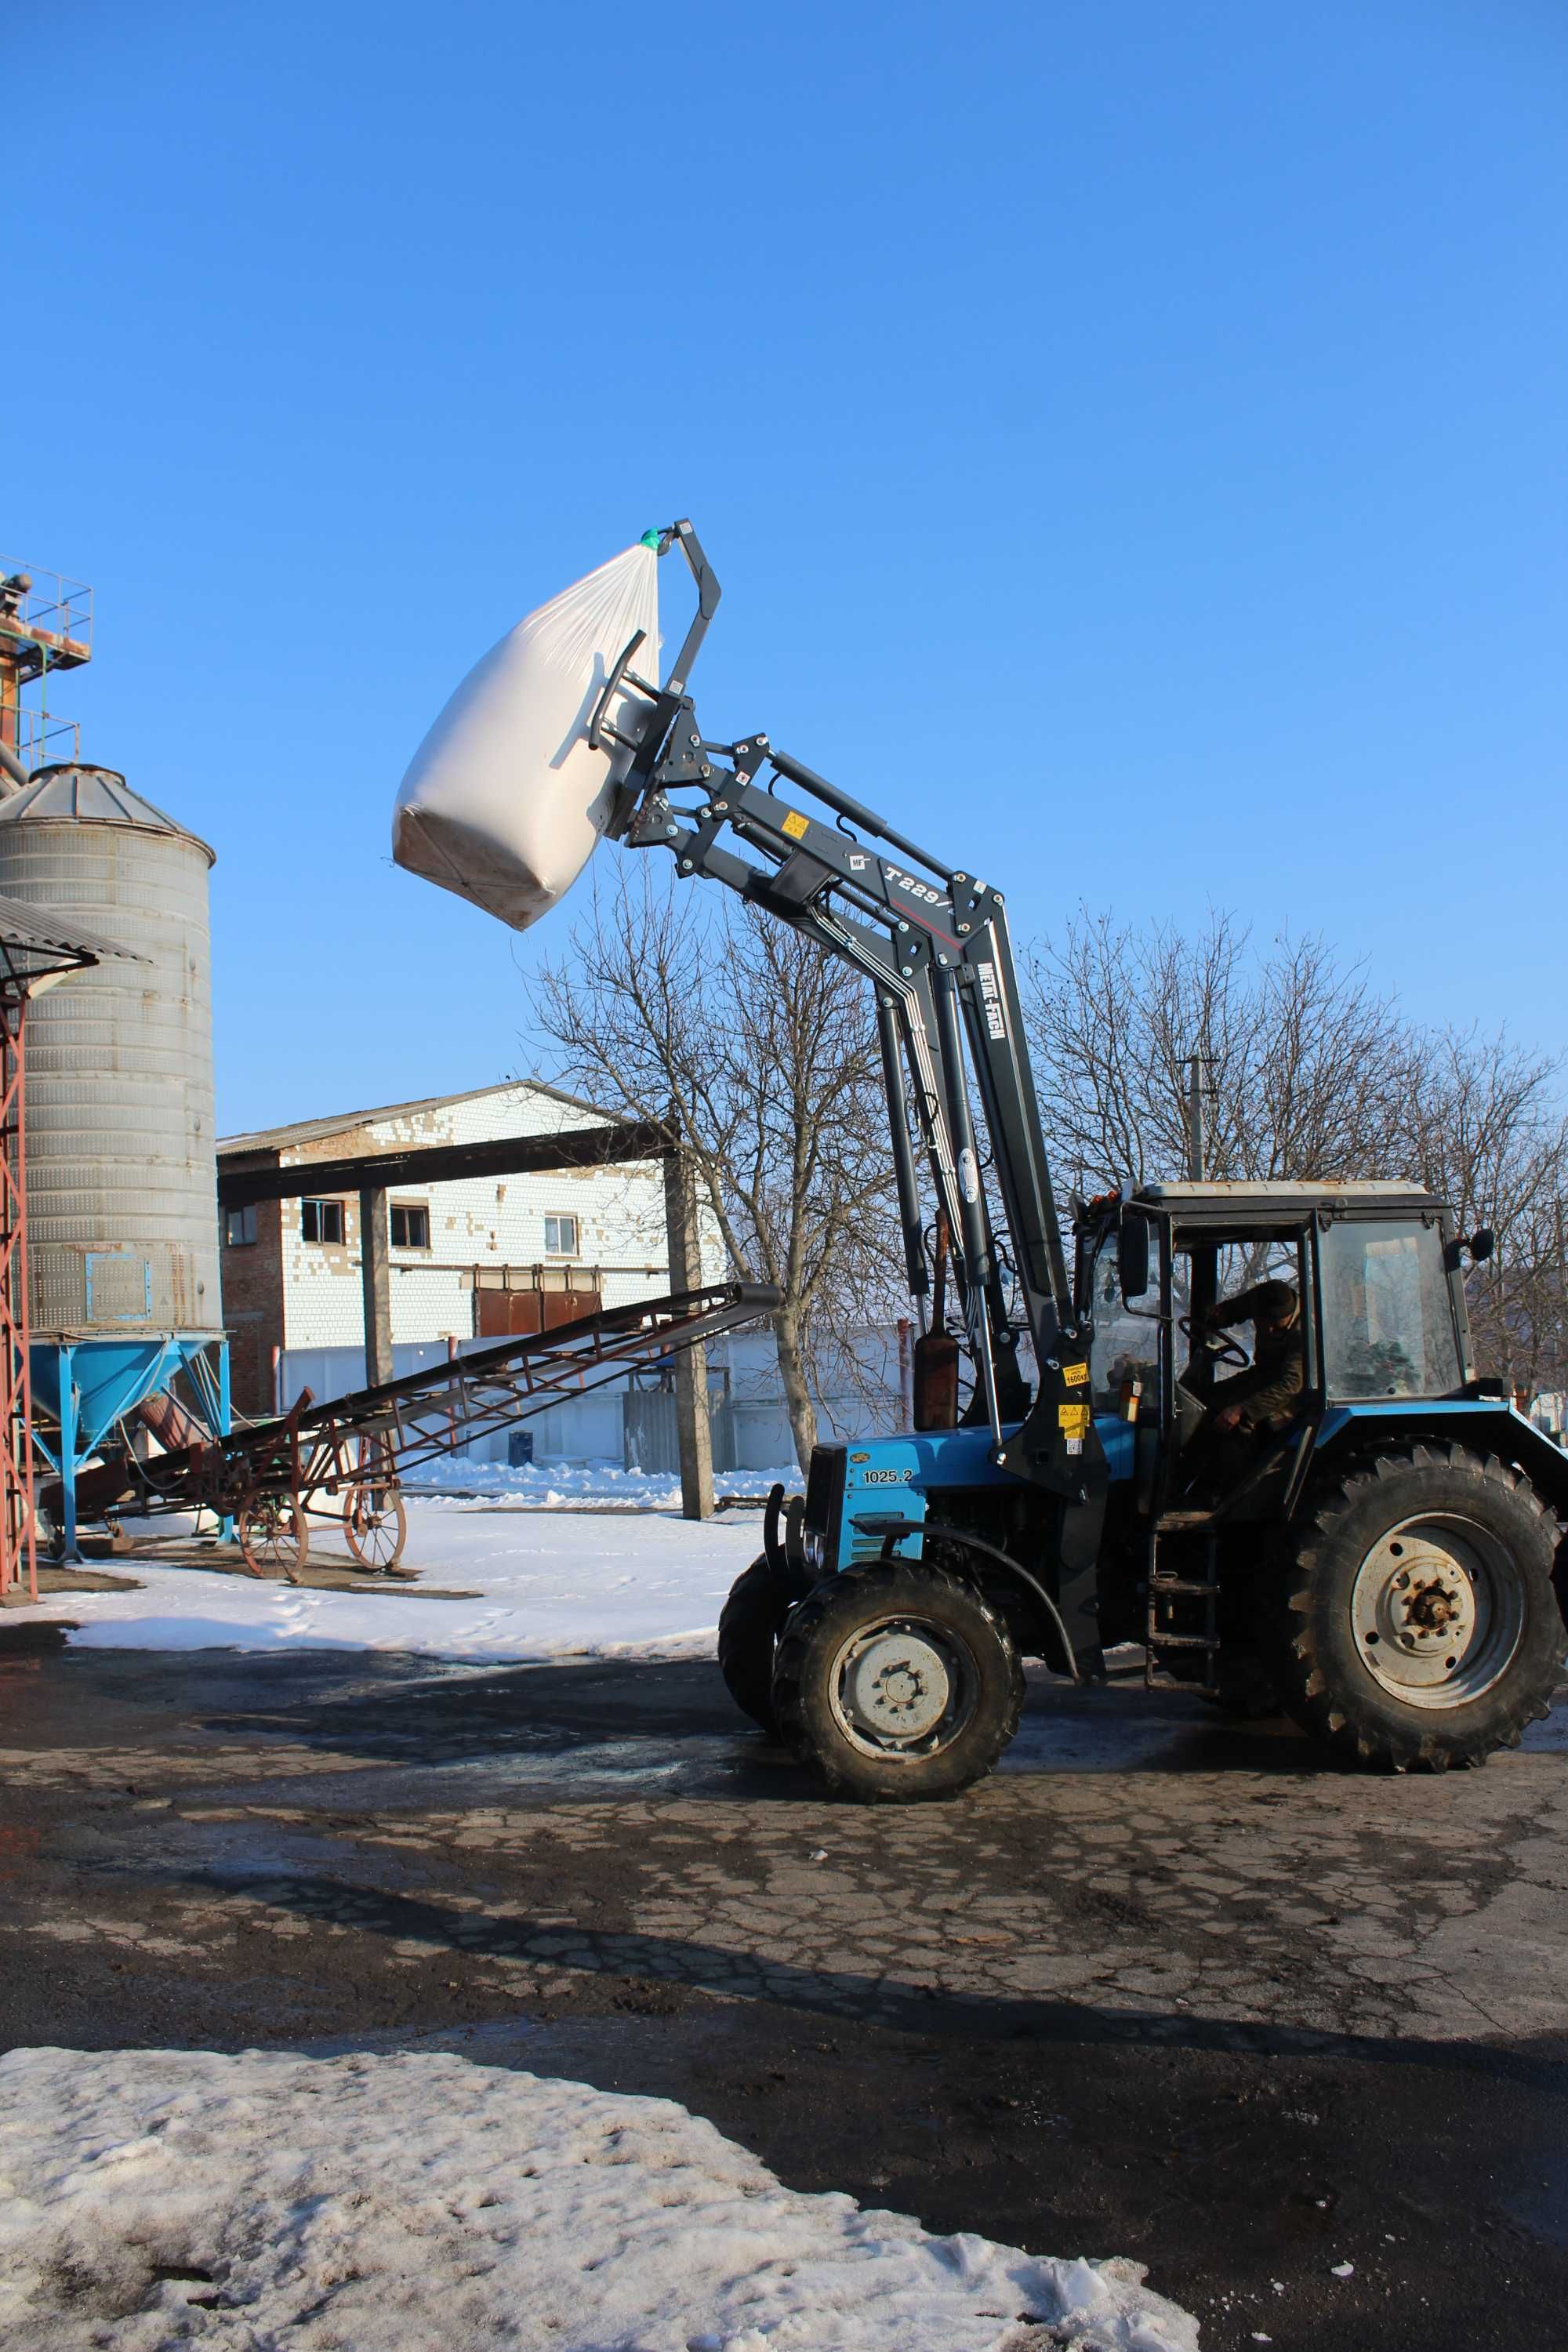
[1350,1512,1526,1708]
[239,1501,305,1581]
[344,1484,406,1569]
[829,1614,978,1760]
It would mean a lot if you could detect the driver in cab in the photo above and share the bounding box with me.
[1197,1278,1306,1482]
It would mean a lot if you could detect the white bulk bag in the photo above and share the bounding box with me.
[392,541,659,931]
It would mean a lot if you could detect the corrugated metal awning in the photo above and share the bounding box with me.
[0,891,147,986]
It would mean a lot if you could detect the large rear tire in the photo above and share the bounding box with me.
[718,1557,791,1736]
[1260,1443,1563,1770]
[771,1560,1023,1802]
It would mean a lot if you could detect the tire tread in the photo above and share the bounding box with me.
[1258,1443,1561,1772]
[772,1559,1023,1802]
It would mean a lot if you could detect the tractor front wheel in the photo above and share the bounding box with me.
[771,1560,1023,1802]
[717,1558,792,1736]
[1261,1444,1563,1770]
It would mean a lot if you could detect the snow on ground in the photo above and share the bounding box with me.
[0,2045,1199,2352]
[400,1457,803,1508]
[56,1495,768,1664]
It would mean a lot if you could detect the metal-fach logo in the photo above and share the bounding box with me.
[977,960,1007,1040]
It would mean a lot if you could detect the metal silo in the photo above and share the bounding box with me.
[0,763,227,1552]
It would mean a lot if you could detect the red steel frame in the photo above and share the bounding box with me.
[0,988,37,1599]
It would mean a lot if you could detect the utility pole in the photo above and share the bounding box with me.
[1555,1197,1566,1403]
[359,1187,394,1388]
[662,1147,714,1520]
[1185,1053,1214,1182]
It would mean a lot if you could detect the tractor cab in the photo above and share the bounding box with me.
[1078,1180,1479,1534]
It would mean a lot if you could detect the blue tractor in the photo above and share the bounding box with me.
[607,527,1567,1800]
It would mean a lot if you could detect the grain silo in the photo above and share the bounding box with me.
[0,761,227,1551]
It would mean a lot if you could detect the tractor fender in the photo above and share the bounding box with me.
[864,1517,1080,1680]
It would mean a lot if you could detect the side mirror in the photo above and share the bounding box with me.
[1468,1228,1495,1264]
[1119,1215,1151,1303]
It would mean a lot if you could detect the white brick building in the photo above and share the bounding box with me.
[219,1082,685,1417]
[220,1080,902,1472]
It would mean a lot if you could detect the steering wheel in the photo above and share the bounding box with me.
[1178,1313,1250,1370]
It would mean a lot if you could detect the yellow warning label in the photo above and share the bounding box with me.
[781,808,810,840]
[1058,1402,1091,1435]
[1062,1362,1089,1387]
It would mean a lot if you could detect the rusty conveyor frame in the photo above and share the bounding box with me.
[50,1282,782,1537]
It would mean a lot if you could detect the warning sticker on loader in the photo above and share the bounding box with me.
[781,808,810,840]
[1062,1362,1089,1387]
[1058,1403,1091,1436]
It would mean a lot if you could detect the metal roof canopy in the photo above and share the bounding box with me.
[1140,1181,1430,1200]
[1131,1178,1443,1227]
[216,1117,675,1207]
[0,892,147,989]
[218,1076,609,1158]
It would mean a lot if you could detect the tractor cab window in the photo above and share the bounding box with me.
[1181,1237,1305,1376]
[1087,1230,1160,1411]
[1320,1218,1461,1400]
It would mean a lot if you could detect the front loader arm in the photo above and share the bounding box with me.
[607,524,1100,1502]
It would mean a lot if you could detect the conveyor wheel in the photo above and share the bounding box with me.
[237,1494,309,1583]
[343,1480,408,1572]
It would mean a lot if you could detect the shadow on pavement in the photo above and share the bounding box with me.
[162,1858,1568,2096]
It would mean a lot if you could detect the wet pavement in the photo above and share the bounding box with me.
[3,1626,1567,2349]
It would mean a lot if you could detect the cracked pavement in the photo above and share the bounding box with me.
[4,1629,1567,2349]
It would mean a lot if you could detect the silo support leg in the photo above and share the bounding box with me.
[216,1340,234,1544]
[58,1345,79,1563]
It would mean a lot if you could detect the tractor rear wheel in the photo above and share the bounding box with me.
[771,1560,1023,1802]
[718,1558,791,1736]
[1260,1443,1563,1770]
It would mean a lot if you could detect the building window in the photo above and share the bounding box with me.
[544,1213,579,1258]
[301,1197,346,1245]
[224,1203,257,1248]
[390,1202,430,1250]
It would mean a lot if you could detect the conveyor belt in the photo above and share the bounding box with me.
[51,1282,782,1525]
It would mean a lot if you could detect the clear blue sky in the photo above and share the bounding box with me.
[13,2,1566,1134]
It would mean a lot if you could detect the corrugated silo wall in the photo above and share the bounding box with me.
[0,813,222,1338]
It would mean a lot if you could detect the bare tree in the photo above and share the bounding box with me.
[528,866,902,1468]
[1024,909,1414,1190]
[1023,909,1568,1385]
[1399,1029,1568,1395]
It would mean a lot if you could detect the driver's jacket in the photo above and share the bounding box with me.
[1209,1290,1307,1434]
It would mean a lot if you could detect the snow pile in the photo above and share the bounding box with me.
[57,1501,764,1662]
[400,1457,803,1507]
[0,2047,1198,2352]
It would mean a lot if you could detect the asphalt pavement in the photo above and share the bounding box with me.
[3,1622,1566,2350]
